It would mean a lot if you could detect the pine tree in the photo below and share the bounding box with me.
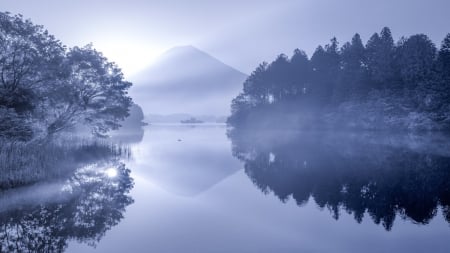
[335,33,367,102]
[310,38,340,107]
[266,54,291,102]
[290,49,310,100]
[425,34,450,115]
[437,34,450,82]
[366,27,396,89]
[242,62,269,105]
[396,34,437,89]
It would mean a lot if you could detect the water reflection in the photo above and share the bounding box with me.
[134,125,241,196]
[0,163,134,252]
[228,129,450,230]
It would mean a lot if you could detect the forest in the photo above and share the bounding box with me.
[0,12,132,141]
[0,12,133,190]
[228,27,450,131]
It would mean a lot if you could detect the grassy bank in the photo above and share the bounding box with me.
[0,138,130,190]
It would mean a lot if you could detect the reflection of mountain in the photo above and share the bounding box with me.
[136,125,241,196]
[228,129,450,230]
[130,46,247,116]
[0,163,134,252]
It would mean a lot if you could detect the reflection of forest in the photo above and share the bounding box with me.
[0,163,134,252]
[228,129,450,230]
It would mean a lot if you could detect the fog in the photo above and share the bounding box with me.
[1,2,450,252]
[2,0,450,75]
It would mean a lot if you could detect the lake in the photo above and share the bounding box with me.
[1,125,450,252]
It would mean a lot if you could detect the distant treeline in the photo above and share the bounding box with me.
[0,12,132,141]
[228,28,450,131]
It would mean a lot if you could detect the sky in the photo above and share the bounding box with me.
[2,0,450,76]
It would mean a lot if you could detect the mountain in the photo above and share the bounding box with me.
[129,46,247,118]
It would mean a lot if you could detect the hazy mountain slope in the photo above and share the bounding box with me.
[129,46,247,117]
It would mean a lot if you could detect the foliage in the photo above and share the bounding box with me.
[0,12,132,140]
[0,106,32,140]
[228,27,450,131]
[0,163,134,252]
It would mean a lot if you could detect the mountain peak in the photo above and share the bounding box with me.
[154,46,246,76]
[130,46,248,116]
[158,45,210,61]
[166,45,197,51]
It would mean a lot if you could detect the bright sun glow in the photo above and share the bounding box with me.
[105,168,118,178]
[92,39,166,77]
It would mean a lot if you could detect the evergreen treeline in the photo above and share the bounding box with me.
[0,12,132,141]
[228,28,450,131]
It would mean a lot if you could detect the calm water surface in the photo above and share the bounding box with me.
[2,125,450,252]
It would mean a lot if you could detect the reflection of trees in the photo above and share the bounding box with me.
[0,163,134,252]
[228,129,450,230]
[0,139,131,190]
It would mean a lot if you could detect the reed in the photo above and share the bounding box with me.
[0,137,130,190]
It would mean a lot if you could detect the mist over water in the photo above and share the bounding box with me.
[0,123,449,252]
[1,3,450,252]
[64,125,450,252]
[129,125,241,196]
